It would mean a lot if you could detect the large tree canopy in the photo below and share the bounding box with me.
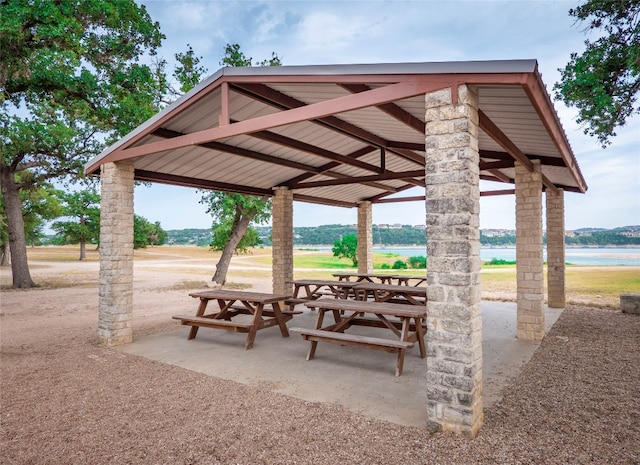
[0,0,164,287]
[554,0,640,146]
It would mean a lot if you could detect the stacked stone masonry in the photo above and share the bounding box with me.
[98,161,135,346]
[515,160,545,340]
[424,85,483,437]
[272,187,294,295]
[546,188,566,308]
[357,201,373,273]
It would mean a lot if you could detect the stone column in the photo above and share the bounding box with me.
[272,187,293,295]
[515,160,545,340]
[546,188,566,308]
[98,161,135,346]
[424,84,483,437]
[357,201,373,273]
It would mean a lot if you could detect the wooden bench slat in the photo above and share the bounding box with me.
[304,298,426,318]
[290,327,413,350]
[172,315,253,329]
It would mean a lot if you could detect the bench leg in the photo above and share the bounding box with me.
[415,316,426,358]
[395,347,407,377]
[244,303,264,350]
[188,298,209,339]
[306,340,318,360]
[271,301,290,338]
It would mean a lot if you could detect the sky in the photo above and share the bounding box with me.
[132,0,640,231]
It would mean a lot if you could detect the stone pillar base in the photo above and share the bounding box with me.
[621,294,640,314]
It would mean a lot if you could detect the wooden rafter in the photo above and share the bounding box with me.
[478,110,558,193]
[134,170,272,196]
[231,83,426,167]
[290,170,425,189]
[338,83,426,133]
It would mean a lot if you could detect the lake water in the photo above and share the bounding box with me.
[377,247,640,266]
[302,247,640,266]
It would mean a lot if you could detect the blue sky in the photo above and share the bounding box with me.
[133,0,640,231]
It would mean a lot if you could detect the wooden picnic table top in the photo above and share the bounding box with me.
[288,279,361,287]
[353,282,427,294]
[304,298,426,318]
[332,272,398,278]
[189,290,291,304]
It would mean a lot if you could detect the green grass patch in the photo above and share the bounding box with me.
[484,258,517,266]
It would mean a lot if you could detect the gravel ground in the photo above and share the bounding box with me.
[1,263,639,464]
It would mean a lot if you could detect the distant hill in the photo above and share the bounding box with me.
[167,225,640,247]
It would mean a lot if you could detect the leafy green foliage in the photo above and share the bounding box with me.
[485,258,517,266]
[133,215,167,249]
[392,259,408,269]
[211,220,261,253]
[332,234,358,267]
[0,0,164,283]
[0,175,63,248]
[554,0,640,146]
[407,255,427,269]
[51,189,100,246]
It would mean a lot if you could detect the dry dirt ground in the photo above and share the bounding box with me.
[1,253,639,464]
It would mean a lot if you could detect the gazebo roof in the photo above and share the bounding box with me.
[85,60,587,207]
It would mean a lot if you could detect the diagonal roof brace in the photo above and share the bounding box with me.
[478,110,558,193]
[290,169,425,190]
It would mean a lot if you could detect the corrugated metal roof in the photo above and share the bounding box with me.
[86,60,587,207]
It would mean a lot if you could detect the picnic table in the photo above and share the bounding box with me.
[291,298,427,376]
[286,279,361,311]
[172,290,293,350]
[354,282,427,306]
[392,275,427,286]
[332,272,397,284]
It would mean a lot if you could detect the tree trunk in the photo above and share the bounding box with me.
[211,214,254,287]
[0,164,37,288]
[79,238,86,261]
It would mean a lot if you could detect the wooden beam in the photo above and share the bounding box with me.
[232,82,426,167]
[480,150,566,167]
[480,189,516,197]
[374,195,426,204]
[478,110,557,193]
[479,160,514,170]
[246,127,384,173]
[134,170,273,196]
[292,193,357,208]
[339,83,426,134]
[291,170,425,189]
[152,128,321,173]
[524,72,587,193]
[109,80,441,164]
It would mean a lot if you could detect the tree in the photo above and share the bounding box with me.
[167,43,281,287]
[201,192,271,285]
[211,220,262,254]
[332,234,358,267]
[0,175,62,264]
[133,215,167,249]
[0,0,164,287]
[51,189,100,260]
[554,0,640,146]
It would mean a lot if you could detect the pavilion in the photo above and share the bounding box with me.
[85,60,587,436]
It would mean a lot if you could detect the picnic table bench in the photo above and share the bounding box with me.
[291,298,427,376]
[285,279,360,311]
[173,290,294,350]
[354,282,427,306]
[332,272,397,284]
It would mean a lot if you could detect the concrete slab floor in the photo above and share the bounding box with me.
[118,301,562,428]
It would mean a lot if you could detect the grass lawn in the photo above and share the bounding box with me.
[16,245,640,306]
